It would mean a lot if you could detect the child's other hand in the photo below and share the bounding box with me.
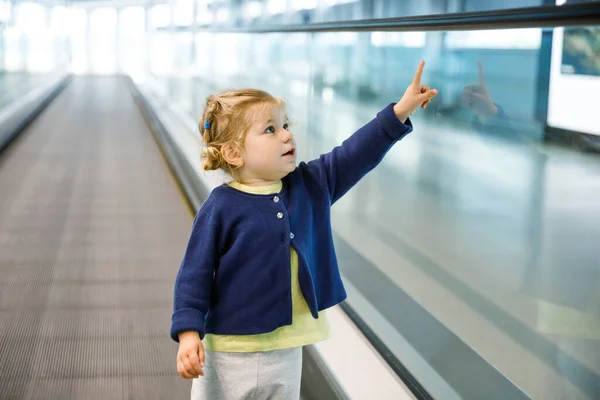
[393,60,438,123]
[177,331,205,379]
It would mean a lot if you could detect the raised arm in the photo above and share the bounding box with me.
[302,61,438,204]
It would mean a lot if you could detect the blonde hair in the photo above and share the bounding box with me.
[200,89,285,177]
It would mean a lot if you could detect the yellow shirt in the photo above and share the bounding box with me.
[203,180,330,352]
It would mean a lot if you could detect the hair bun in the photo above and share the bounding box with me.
[202,145,224,171]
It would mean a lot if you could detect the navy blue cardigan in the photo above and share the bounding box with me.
[170,103,413,342]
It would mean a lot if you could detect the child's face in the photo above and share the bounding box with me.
[237,104,296,184]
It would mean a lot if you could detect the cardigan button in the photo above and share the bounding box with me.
[290,232,295,239]
[277,212,283,219]
[273,196,280,203]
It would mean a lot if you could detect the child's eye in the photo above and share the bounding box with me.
[265,126,275,134]
[283,123,289,130]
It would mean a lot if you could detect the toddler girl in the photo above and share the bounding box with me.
[171,61,437,399]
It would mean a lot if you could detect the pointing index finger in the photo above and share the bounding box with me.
[478,61,486,85]
[413,60,425,85]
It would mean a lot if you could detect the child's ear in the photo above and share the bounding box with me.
[221,143,244,168]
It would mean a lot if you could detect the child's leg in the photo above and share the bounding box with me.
[255,347,302,400]
[191,350,260,400]
[190,348,302,400]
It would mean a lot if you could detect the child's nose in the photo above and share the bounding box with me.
[280,128,293,143]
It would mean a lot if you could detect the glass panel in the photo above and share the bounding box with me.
[147,24,600,400]
[0,1,68,110]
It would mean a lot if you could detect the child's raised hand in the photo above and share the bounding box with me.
[393,60,438,123]
[461,61,498,116]
[177,331,205,379]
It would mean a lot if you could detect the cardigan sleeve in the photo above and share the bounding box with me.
[170,209,220,342]
[301,103,413,204]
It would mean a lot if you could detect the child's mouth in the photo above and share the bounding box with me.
[282,149,295,157]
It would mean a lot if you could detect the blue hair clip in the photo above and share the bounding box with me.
[204,121,211,129]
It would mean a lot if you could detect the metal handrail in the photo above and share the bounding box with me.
[177,2,600,33]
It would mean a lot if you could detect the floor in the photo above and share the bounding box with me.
[0,76,193,399]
